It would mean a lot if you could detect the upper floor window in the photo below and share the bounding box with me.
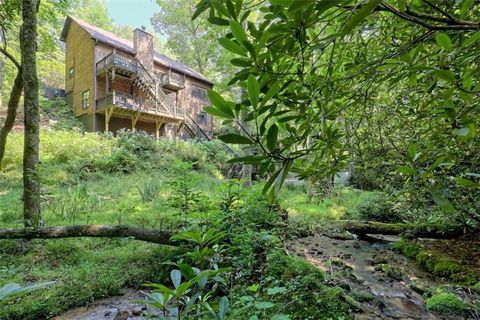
[69,67,74,79]
[192,85,208,103]
[82,90,90,109]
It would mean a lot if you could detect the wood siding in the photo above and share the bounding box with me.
[65,21,95,117]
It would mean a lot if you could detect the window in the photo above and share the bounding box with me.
[192,85,208,103]
[197,111,207,124]
[82,90,90,109]
[69,67,74,79]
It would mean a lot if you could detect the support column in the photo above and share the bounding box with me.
[105,106,114,133]
[155,120,163,140]
[132,112,140,131]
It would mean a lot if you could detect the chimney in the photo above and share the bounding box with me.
[134,28,154,71]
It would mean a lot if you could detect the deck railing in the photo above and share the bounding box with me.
[96,53,137,74]
[98,91,184,118]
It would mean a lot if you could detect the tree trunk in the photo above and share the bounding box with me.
[21,0,41,229]
[319,220,474,240]
[0,54,4,107]
[0,71,23,169]
[0,225,176,244]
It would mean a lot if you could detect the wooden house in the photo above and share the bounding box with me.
[60,16,213,139]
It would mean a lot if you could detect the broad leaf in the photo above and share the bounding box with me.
[435,32,452,51]
[218,133,254,144]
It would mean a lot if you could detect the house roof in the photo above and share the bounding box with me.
[60,16,213,85]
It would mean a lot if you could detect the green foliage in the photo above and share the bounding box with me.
[349,197,403,223]
[198,0,480,227]
[40,98,84,131]
[138,179,162,203]
[425,290,466,316]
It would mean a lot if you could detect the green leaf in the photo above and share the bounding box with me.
[192,0,209,20]
[339,0,383,37]
[460,0,474,18]
[247,74,260,108]
[211,0,230,17]
[288,0,314,12]
[255,301,275,309]
[434,70,455,83]
[435,32,452,51]
[455,176,476,187]
[219,296,229,319]
[269,0,294,6]
[408,143,417,162]
[463,31,480,47]
[247,283,260,292]
[260,82,281,107]
[207,17,230,26]
[267,287,287,295]
[266,124,279,152]
[171,270,182,289]
[453,127,470,136]
[431,191,455,213]
[218,38,248,56]
[203,106,231,119]
[272,315,291,320]
[207,90,234,118]
[218,133,253,144]
[230,58,251,67]
[397,166,416,175]
[230,20,247,43]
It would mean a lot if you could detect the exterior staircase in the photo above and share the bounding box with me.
[133,58,203,141]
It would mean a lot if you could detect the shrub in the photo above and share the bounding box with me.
[349,197,402,223]
[426,290,466,316]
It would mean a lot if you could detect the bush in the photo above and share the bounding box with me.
[426,290,466,316]
[349,197,402,223]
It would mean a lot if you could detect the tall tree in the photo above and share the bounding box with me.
[0,0,23,168]
[151,0,236,94]
[21,0,41,228]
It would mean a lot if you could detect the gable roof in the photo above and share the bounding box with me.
[60,16,213,85]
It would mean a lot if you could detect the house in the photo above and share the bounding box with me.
[60,16,213,140]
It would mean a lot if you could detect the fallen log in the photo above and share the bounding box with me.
[0,225,176,245]
[317,220,477,240]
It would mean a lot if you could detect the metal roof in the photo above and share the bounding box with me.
[60,16,213,85]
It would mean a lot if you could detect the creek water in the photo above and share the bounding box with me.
[288,234,462,320]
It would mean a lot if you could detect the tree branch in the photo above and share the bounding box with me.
[0,47,21,70]
[0,225,177,245]
[380,3,480,31]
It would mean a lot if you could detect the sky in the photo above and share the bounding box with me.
[105,0,160,31]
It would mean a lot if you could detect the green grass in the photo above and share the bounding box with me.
[279,184,382,231]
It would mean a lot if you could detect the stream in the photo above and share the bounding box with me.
[288,234,460,320]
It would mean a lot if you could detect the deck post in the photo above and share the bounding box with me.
[105,106,114,133]
[155,121,162,140]
[132,112,140,131]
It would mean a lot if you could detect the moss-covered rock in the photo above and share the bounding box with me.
[425,290,466,316]
[393,239,421,259]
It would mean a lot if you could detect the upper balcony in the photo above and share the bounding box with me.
[157,72,185,91]
[96,53,137,77]
[96,53,186,91]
